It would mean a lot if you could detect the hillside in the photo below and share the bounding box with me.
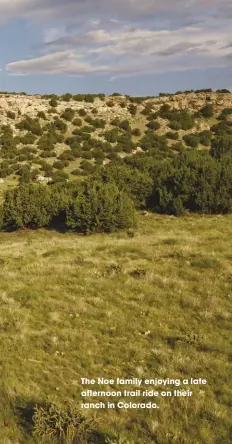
[0,90,232,443]
[0,214,231,443]
[0,89,232,199]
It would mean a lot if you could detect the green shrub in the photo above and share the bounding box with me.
[51,171,69,183]
[107,152,119,161]
[58,151,75,161]
[82,125,94,133]
[120,101,127,108]
[84,94,95,103]
[20,133,37,145]
[141,103,153,115]
[166,131,179,140]
[6,111,16,119]
[52,118,67,132]
[169,121,181,130]
[3,184,55,229]
[111,118,121,126]
[173,142,185,152]
[210,121,232,136]
[37,111,46,119]
[49,98,58,107]
[61,108,75,121]
[210,135,232,158]
[66,180,137,233]
[200,104,214,118]
[72,118,82,126]
[90,118,106,129]
[61,93,72,102]
[119,120,131,132]
[81,151,93,160]
[146,120,161,130]
[104,129,119,143]
[221,107,232,115]
[198,130,212,146]
[78,109,87,117]
[80,160,96,173]
[48,107,57,114]
[96,163,153,208]
[53,160,67,170]
[132,128,141,137]
[71,169,82,176]
[16,117,43,135]
[128,104,137,115]
[183,134,200,148]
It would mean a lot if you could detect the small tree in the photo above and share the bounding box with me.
[61,93,72,102]
[66,181,137,233]
[201,104,214,118]
[37,111,47,119]
[169,121,181,130]
[78,109,86,117]
[146,121,161,130]
[3,184,54,229]
[51,171,69,183]
[132,128,141,137]
[49,98,58,107]
[61,108,75,121]
[72,118,82,126]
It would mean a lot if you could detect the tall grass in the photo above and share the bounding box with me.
[0,213,231,443]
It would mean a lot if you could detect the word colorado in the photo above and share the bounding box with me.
[81,401,159,409]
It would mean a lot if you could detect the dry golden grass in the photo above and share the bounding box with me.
[0,213,231,443]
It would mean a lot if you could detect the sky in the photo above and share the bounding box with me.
[0,0,231,96]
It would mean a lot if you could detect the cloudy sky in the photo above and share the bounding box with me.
[0,0,231,95]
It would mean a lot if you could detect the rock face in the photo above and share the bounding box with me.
[0,91,231,126]
[132,147,143,154]
[35,175,52,183]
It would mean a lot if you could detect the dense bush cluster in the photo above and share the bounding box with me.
[16,116,43,135]
[2,179,136,233]
[148,151,232,215]
[158,105,195,130]
[3,134,232,232]
[1,89,232,234]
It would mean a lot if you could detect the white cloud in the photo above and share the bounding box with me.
[6,21,232,78]
[43,27,66,43]
[2,0,232,81]
[0,0,225,24]
[6,50,114,76]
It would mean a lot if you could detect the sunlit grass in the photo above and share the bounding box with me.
[0,213,231,442]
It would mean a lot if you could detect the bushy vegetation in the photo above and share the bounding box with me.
[2,179,136,232]
[0,88,232,227]
[67,180,136,233]
[33,402,95,443]
[0,88,232,443]
[158,105,195,130]
[16,116,43,135]
[61,108,75,121]
[200,104,214,118]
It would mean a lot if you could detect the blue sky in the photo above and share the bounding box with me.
[0,0,231,96]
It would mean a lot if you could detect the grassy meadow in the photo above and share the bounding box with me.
[0,213,231,443]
